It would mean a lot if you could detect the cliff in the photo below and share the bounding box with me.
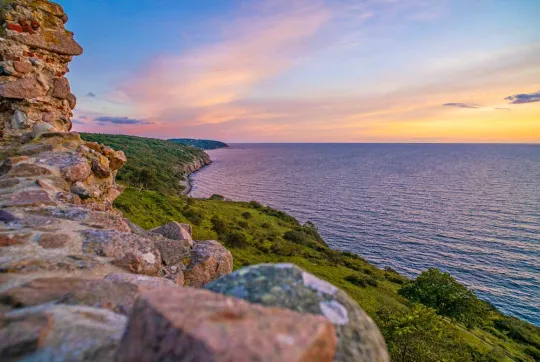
[81,133,211,195]
[0,2,388,361]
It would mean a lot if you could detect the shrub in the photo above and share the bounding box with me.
[210,194,225,200]
[399,268,490,326]
[366,277,379,287]
[262,207,298,224]
[222,231,247,248]
[385,266,399,274]
[182,207,204,226]
[270,242,299,256]
[211,215,226,234]
[345,274,367,287]
[241,211,252,219]
[249,200,263,209]
[261,222,271,229]
[375,304,471,362]
[494,316,540,349]
[385,273,407,285]
[237,220,248,229]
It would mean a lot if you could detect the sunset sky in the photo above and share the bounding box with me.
[58,0,540,143]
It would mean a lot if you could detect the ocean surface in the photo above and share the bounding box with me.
[190,144,540,325]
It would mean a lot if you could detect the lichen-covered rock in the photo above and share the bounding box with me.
[0,304,126,361]
[0,277,138,315]
[184,240,233,287]
[81,230,162,276]
[116,287,337,362]
[205,264,389,362]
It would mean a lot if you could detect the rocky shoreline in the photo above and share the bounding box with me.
[180,153,211,195]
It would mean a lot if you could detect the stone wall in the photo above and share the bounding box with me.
[0,1,388,361]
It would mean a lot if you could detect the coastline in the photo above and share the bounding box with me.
[182,158,212,196]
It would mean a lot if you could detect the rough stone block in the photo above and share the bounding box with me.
[184,240,233,288]
[116,287,337,362]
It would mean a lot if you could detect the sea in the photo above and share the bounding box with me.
[189,143,540,325]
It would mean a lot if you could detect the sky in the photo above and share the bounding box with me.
[57,0,540,143]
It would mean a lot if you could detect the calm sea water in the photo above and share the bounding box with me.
[190,144,540,325]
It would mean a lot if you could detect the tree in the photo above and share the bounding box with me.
[399,268,489,327]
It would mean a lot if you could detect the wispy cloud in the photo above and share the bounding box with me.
[443,103,479,109]
[86,92,97,98]
[505,91,540,104]
[123,0,331,115]
[94,116,153,125]
[72,119,85,125]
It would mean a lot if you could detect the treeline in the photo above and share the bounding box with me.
[168,138,229,150]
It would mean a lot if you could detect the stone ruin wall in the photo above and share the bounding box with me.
[0,0,125,210]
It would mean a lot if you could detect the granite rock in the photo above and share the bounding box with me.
[116,287,337,362]
[206,263,389,362]
[184,240,233,287]
[0,304,126,361]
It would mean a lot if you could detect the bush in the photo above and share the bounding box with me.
[385,273,407,284]
[182,207,204,226]
[375,304,471,362]
[494,316,540,349]
[270,242,300,256]
[241,211,252,219]
[262,207,298,224]
[211,215,226,234]
[237,220,248,228]
[345,274,367,287]
[222,231,247,248]
[366,277,378,287]
[249,200,263,209]
[261,222,271,229]
[210,194,225,200]
[399,268,490,326]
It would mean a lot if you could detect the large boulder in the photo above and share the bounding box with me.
[205,264,389,362]
[0,304,126,361]
[184,240,233,287]
[116,287,337,362]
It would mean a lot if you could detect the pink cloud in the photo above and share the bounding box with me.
[123,0,331,116]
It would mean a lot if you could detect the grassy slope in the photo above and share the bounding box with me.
[80,133,208,195]
[116,188,538,362]
[88,133,538,361]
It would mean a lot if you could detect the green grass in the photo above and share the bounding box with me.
[80,133,208,195]
[115,188,539,362]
